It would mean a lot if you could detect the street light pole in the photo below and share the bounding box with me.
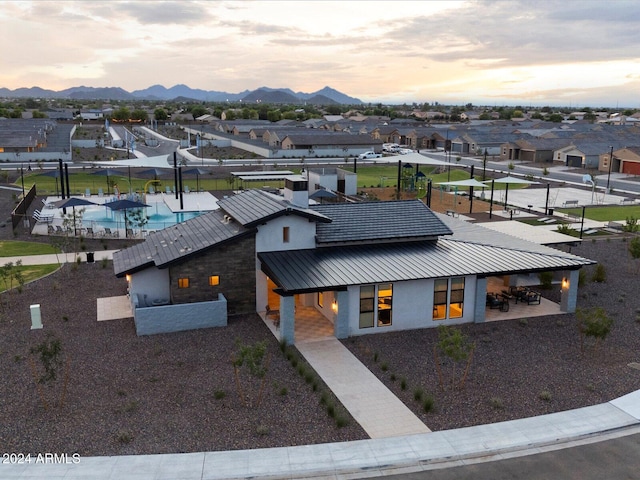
[20,163,25,198]
[483,148,487,181]
[606,145,614,192]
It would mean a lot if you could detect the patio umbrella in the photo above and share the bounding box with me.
[92,168,126,195]
[52,197,97,236]
[39,169,63,196]
[104,198,150,235]
[182,167,209,192]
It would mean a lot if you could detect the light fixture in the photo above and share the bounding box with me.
[331,300,338,313]
[561,277,568,289]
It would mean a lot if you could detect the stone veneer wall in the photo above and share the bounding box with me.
[169,234,256,315]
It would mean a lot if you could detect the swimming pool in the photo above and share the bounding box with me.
[82,202,203,232]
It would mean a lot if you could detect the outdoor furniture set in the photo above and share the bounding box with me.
[508,286,542,305]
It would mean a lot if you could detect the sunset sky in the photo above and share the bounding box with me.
[1,0,639,107]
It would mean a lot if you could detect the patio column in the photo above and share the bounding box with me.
[560,270,579,313]
[333,290,349,339]
[474,277,487,323]
[279,295,295,345]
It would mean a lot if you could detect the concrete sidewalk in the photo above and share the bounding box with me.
[297,338,431,438]
[2,390,639,479]
[0,250,118,266]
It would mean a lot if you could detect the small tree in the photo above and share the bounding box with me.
[433,325,475,390]
[29,334,70,410]
[624,216,639,233]
[576,307,613,352]
[231,340,270,407]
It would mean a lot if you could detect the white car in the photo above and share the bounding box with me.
[358,151,382,159]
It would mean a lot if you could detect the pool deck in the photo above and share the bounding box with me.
[31,192,219,238]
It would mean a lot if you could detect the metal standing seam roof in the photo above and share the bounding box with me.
[217,189,331,228]
[113,210,253,277]
[310,200,453,244]
[258,238,595,294]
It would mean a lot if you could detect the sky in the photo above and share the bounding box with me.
[1,0,640,107]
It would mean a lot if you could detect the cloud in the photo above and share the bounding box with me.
[114,1,214,25]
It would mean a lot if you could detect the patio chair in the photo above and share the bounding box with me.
[486,293,509,312]
[98,188,104,197]
[165,186,171,195]
[266,305,280,329]
[149,185,155,194]
[126,228,134,238]
[184,185,190,194]
[86,227,95,237]
[85,187,91,197]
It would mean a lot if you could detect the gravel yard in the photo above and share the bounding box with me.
[1,182,639,456]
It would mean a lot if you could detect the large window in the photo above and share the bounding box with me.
[377,283,393,326]
[359,285,375,328]
[433,279,448,320]
[360,284,393,328]
[432,277,465,320]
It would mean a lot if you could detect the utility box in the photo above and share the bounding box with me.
[30,304,43,330]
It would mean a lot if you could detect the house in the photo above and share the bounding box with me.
[599,146,640,175]
[114,180,594,341]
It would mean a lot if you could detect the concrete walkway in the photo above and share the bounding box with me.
[297,338,431,438]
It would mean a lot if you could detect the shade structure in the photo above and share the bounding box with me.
[52,197,97,236]
[140,168,169,179]
[92,168,126,195]
[39,169,63,196]
[437,179,489,188]
[484,175,538,213]
[104,199,150,235]
[384,152,449,167]
[309,189,338,203]
[182,167,210,192]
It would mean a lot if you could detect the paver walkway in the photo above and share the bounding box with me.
[297,338,431,438]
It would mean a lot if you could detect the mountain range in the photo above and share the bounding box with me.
[0,84,362,105]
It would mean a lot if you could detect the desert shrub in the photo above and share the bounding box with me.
[591,264,606,283]
[538,271,553,289]
[489,397,504,409]
[577,307,614,352]
[423,395,435,413]
[539,391,552,402]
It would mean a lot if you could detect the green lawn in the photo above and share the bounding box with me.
[0,264,60,293]
[0,240,60,257]
[19,170,239,196]
[558,205,640,222]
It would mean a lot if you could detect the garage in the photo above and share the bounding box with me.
[566,155,582,167]
[622,161,640,175]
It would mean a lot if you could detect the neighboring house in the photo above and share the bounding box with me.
[79,109,104,120]
[554,143,612,169]
[114,180,594,341]
[599,146,640,175]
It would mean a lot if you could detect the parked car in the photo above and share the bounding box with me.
[358,151,382,159]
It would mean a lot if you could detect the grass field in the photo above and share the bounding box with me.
[0,264,60,293]
[0,240,60,257]
[19,165,532,196]
[558,205,640,221]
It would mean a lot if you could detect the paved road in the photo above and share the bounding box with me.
[378,431,640,480]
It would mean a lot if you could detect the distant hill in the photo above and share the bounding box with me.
[0,83,362,104]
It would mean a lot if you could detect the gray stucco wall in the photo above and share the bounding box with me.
[134,294,227,336]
